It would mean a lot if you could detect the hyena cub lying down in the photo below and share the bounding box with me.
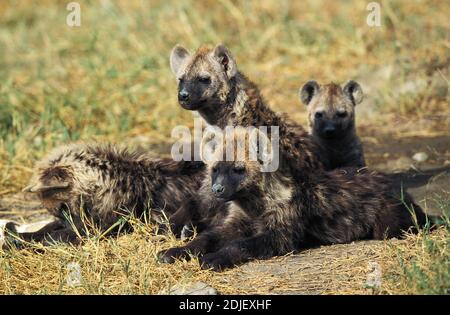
[300,80,365,168]
[14,143,205,245]
[158,128,427,271]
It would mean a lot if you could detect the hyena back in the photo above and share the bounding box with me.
[20,143,205,244]
[300,80,365,168]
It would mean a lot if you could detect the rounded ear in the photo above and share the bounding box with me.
[170,45,191,77]
[249,128,272,164]
[299,80,320,105]
[343,80,363,105]
[212,44,237,78]
[200,126,223,163]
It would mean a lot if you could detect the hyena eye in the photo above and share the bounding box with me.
[198,76,211,84]
[233,167,245,174]
[212,167,219,174]
[337,111,347,118]
[315,112,323,119]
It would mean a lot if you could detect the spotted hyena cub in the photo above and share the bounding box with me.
[163,44,330,236]
[158,128,427,271]
[169,44,326,173]
[17,143,205,245]
[300,80,365,168]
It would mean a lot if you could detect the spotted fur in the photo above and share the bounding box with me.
[158,128,427,271]
[164,44,332,235]
[21,143,205,243]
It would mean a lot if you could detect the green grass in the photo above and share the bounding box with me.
[382,203,449,295]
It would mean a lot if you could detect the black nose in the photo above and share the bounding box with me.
[324,126,335,137]
[212,183,225,196]
[178,90,189,101]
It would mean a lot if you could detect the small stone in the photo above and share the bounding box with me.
[162,281,218,295]
[412,152,428,163]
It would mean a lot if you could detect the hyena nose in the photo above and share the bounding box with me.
[178,90,189,101]
[324,126,336,136]
[212,183,225,196]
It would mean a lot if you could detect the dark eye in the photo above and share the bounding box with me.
[233,167,245,174]
[315,112,323,119]
[337,111,347,118]
[198,76,211,84]
[212,166,219,174]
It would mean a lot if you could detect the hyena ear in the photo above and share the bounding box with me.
[249,128,273,165]
[22,181,70,193]
[212,44,237,78]
[299,80,320,105]
[170,45,191,77]
[343,80,363,105]
[200,126,224,164]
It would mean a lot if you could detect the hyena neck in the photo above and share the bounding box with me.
[199,71,277,128]
[315,127,357,149]
[233,184,268,217]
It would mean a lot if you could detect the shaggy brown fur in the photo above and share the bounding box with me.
[19,143,205,244]
[165,44,331,234]
[158,128,427,271]
[169,44,328,174]
[300,80,365,168]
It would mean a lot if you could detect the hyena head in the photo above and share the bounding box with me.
[300,80,363,139]
[200,127,271,202]
[23,155,75,214]
[169,44,238,111]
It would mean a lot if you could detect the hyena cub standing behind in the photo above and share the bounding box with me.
[158,128,427,271]
[15,143,205,245]
[300,80,365,168]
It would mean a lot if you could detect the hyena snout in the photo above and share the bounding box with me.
[316,120,337,138]
[323,123,336,137]
[178,88,189,102]
[212,183,225,197]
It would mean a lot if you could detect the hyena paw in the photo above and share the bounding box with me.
[157,247,190,264]
[199,253,233,272]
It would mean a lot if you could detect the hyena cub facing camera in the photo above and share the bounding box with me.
[158,128,427,271]
[16,143,205,245]
[300,80,365,168]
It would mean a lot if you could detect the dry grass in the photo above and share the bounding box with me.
[0,0,449,294]
[1,215,448,295]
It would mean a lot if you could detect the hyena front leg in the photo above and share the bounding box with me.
[7,218,80,248]
[157,229,222,263]
[158,205,252,263]
[198,231,282,271]
[160,198,201,237]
